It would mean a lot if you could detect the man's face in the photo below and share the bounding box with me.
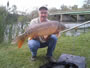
[39,9,48,22]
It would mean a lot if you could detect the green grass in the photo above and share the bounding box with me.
[0,32,90,68]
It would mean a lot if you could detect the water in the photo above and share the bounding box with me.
[63,22,90,36]
[4,22,28,42]
[64,22,90,28]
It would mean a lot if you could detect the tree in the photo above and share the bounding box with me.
[0,6,8,43]
[82,0,90,9]
[28,9,38,21]
[11,5,17,14]
[71,5,78,10]
[85,0,90,4]
[60,5,70,11]
[49,8,58,13]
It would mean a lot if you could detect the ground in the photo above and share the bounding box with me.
[0,32,90,68]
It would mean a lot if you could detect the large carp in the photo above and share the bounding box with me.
[12,21,66,48]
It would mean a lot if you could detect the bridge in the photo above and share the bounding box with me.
[49,10,90,22]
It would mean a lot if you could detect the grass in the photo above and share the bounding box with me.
[0,32,90,68]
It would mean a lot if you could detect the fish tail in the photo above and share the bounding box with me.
[17,34,26,48]
[17,38,25,48]
[11,34,26,48]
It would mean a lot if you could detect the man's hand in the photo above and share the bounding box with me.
[54,30,60,38]
[28,35,39,40]
[43,35,49,40]
[54,30,59,34]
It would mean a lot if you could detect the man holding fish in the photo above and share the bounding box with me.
[28,6,64,62]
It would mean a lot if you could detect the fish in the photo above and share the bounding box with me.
[11,21,66,48]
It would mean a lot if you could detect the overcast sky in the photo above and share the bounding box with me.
[0,0,85,13]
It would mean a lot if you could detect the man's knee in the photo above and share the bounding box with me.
[50,35,58,41]
[28,40,40,49]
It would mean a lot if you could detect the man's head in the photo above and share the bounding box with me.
[38,6,48,22]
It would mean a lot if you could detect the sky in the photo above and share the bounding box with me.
[0,0,85,13]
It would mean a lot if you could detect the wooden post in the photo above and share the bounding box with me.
[60,14,63,22]
[77,14,79,22]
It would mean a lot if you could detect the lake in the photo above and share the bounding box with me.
[63,22,90,36]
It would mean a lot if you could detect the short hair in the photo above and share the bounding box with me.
[39,6,48,11]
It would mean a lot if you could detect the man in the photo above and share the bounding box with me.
[28,6,60,62]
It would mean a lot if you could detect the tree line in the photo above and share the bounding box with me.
[0,0,90,43]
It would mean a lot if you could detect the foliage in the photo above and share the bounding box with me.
[0,5,30,43]
[48,8,58,13]
[61,5,70,11]
[0,6,8,43]
[71,5,78,10]
[28,9,38,21]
